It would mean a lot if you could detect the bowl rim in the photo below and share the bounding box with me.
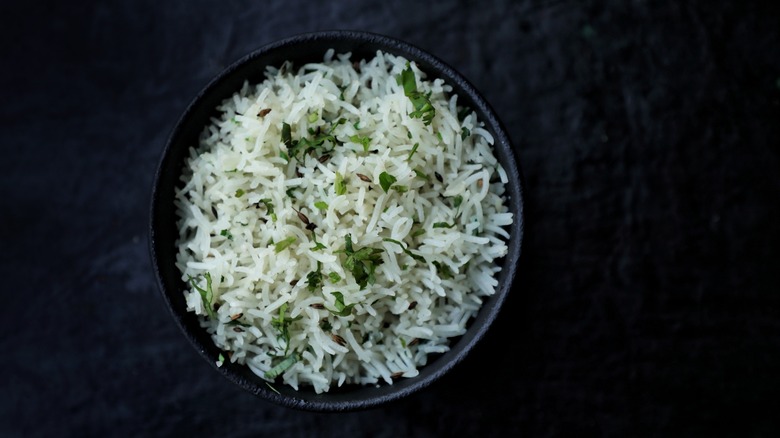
[149,29,525,412]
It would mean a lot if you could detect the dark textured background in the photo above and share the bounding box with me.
[3,0,780,436]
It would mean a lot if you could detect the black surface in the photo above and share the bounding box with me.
[3,0,780,436]
[150,30,525,412]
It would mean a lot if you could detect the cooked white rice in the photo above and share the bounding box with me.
[174,49,512,394]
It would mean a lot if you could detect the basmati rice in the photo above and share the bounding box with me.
[174,49,512,394]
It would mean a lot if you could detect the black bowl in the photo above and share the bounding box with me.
[149,30,524,412]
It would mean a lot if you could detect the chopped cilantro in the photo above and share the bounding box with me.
[328,272,342,283]
[337,234,384,289]
[396,64,435,125]
[235,188,245,197]
[274,236,297,253]
[413,168,429,181]
[407,143,419,161]
[335,172,347,195]
[433,222,456,229]
[188,272,216,319]
[433,261,454,279]
[314,201,328,210]
[327,291,356,317]
[453,195,463,209]
[379,171,397,193]
[382,238,425,263]
[306,262,323,291]
[219,229,233,240]
[349,134,371,152]
[257,198,276,222]
[460,127,471,140]
[270,303,301,356]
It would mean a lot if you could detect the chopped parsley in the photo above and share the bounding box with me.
[234,188,245,197]
[219,229,233,240]
[328,272,342,283]
[396,64,435,125]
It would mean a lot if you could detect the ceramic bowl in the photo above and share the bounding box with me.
[149,30,524,412]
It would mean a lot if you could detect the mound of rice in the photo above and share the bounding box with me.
[174,49,513,394]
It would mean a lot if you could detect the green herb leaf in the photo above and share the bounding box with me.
[411,228,426,237]
[327,291,356,317]
[217,353,225,367]
[308,112,319,123]
[274,236,297,253]
[320,320,333,331]
[379,171,397,193]
[264,353,299,379]
[334,172,347,195]
[257,198,276,222]
[349,134,371,152]
[337,235,385,289]
[282,122,292,149]
[453,195,463,209]
[397,65,436,125]
[382,238,426,263]
[314,201,328,210]
[279,150,289,162]
[433,261,454,279]
[306,262,323,291]
[407,143,419,161]
[219,229,233,240]
[413,168,429,181]
[328,272,342,283]
[433,222,456,229]
[394,185,409,193]
[270,303,301,356]
[188,273,216,319]
[460,127,471,141]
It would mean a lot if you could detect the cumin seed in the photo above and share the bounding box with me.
[356,173,372,182]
